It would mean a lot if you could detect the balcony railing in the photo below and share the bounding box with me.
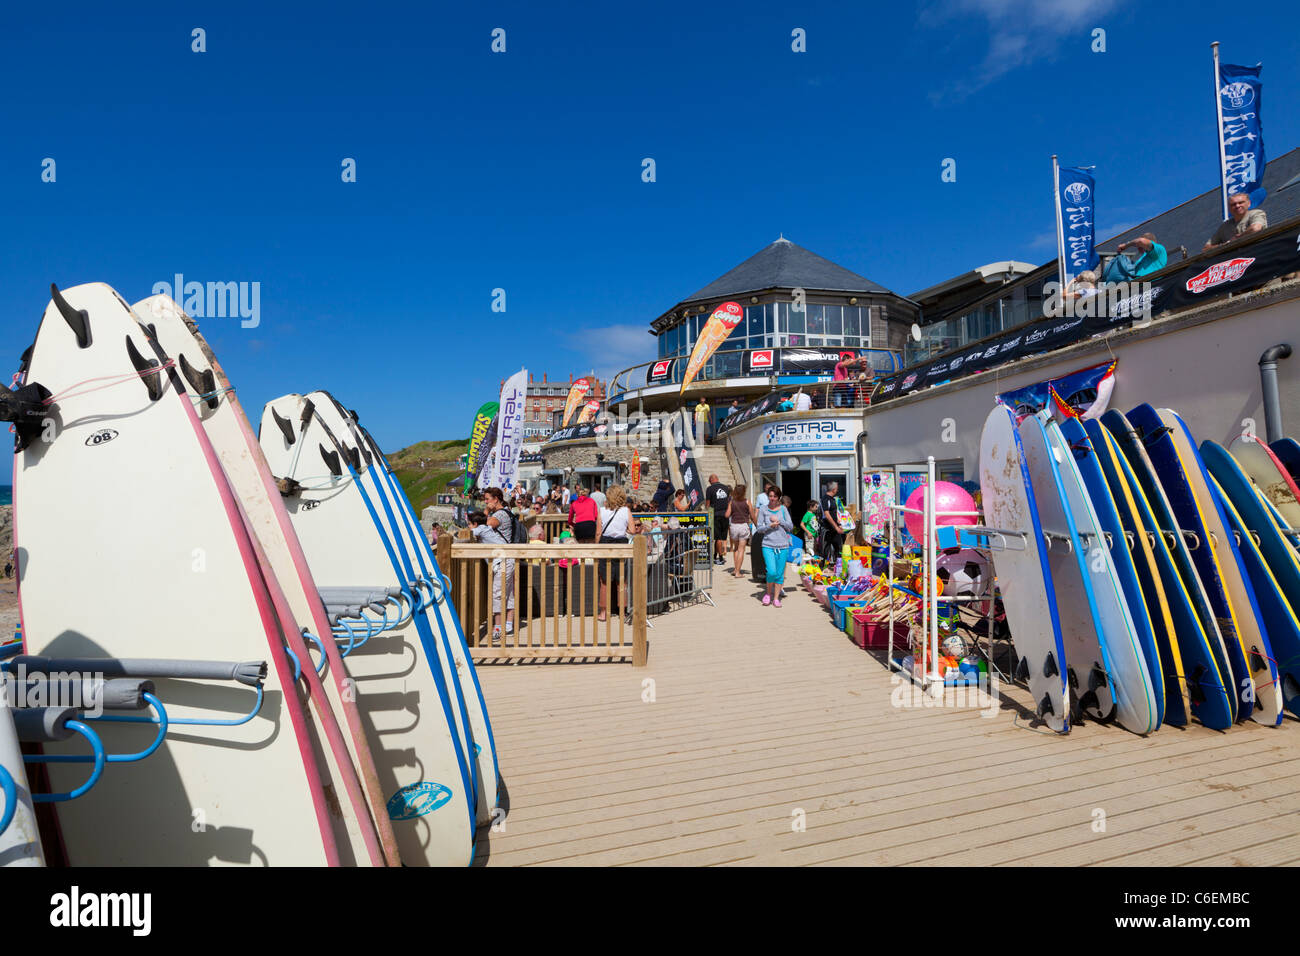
[608,346,903,402]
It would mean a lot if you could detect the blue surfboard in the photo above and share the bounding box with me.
[1202,441,1300,717]
[1128,405,1254,721]
[1019,413,1118,724]
[1086,419,1229,727]
[1102,409,1237,725]
[1062,418,1165,727]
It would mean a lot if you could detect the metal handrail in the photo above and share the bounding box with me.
[608,346,903,399]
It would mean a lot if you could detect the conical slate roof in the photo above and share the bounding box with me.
[682,237,894,304]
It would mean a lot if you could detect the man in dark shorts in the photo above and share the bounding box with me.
[705,473,730,565]
[819,481,844,563]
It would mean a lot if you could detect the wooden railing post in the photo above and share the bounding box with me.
[632,534,648,667]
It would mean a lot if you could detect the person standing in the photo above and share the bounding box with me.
[596,484,639,622]
[725,483,752,577]
[757,487,793,607]
[800,500,820,555]
[705,473,730,565]
[561,483,572,508]
[568,484,599,543]
[819,481,844,563]
[693,397,711,444]
[479,488,517,642]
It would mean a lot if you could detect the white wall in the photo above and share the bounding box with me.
[863,291,1300,477]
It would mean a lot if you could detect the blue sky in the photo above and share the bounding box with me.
[2,0,1297,449]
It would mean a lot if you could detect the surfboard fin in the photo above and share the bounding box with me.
[1248,645,1267,673]
[275,475,303,497]
[124,336,164,401]
[344,444,362,472]
[1043,651,1059,679]
[1038,693,1055,718]
[1014,656,1029,682]
[1188,665,1208,704]
[179,353,219,409]
[271,407,296,446]
[300,398,316,429]
[320,444,342,478]
[1,381,52,451]
[50,284,92,349]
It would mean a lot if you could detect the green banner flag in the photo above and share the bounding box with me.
[464,401,499,495]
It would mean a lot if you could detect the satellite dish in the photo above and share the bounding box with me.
[910,323,923,343]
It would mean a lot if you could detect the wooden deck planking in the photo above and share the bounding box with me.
[473,564,1300,866]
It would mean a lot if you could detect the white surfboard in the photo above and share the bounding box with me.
[1230,434,1300,530]
[1042,416,1158,734]
[132,295,395,865]
[312,395,499,824]
[301,394,477,814]
[258,393,475,866]
[977,405,1069,732]
[15,283,333,865]
[1018,413,1119,727]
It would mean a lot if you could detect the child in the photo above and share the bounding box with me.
[801,500,820,555]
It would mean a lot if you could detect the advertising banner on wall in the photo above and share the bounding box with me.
[647,358,675,385]
[873,226,1300,404]
[759,419,856,455]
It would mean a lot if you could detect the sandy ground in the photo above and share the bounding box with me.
[0,505,15,639]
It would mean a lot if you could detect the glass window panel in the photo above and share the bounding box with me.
[826,305,843,336]
[787,302,805,334]
[766,304,775,334]
[807,337,823,347]
[789,334,804,347]
[844,306,860,337]
[806,304,825,334]
[745,305,763,340]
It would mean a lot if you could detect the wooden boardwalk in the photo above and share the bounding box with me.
[473,563,1300,866]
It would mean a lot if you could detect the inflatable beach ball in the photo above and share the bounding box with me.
[903,482,978,545]
[936,548,990,597]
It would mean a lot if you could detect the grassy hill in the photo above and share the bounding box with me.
[386,438,468,513]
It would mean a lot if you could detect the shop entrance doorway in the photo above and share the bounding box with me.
[781,469,812,542]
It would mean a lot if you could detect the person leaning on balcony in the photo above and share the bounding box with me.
[1205,192,1267,250]
[794,389,812,412]
[1102,233,1167,282]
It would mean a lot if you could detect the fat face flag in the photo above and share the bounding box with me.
[1217,61,1266,206]
[1054,163,1098,291]
[679,301,743,394]
[561,378,591,426]
[464,401,499,494]
[486,369,528,492]
[576,399,601,424]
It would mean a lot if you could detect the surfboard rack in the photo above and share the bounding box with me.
[889,459,1001,695]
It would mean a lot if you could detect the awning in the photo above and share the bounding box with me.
[575,465,616,475]
[540,468,565,477]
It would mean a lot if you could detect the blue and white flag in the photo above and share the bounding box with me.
[486,368,528,493]
[1218,62,1266,204]
[1055,165,1098,289]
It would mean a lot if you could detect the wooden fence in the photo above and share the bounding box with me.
[437,534,648,666]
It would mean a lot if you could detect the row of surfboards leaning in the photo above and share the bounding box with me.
[978,402,1300,736]
[0,282,496,866]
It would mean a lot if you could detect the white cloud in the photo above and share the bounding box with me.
[564,322,657,384]
[924,0,1119,100]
